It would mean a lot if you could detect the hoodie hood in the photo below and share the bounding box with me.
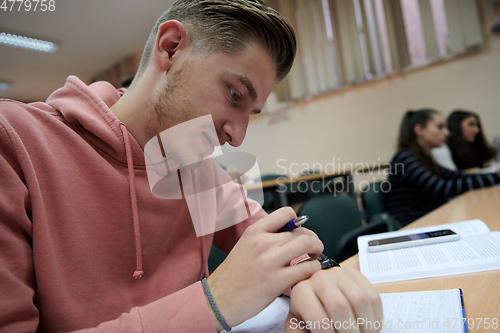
[46,76,144,166]
[46,76,165,280]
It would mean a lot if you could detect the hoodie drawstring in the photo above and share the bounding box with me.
[119,124,144,280]
[187,169,210,278]
[200,235,210,278]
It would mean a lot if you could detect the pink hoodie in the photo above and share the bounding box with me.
[0,76,267,332]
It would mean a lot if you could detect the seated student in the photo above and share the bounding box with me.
[386,109,500,226]
[432,110,498,172]
[0,1,382,332]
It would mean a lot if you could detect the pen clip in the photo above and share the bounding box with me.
[293,215,308,227]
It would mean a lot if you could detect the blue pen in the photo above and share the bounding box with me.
[278,215,309,232]
[278,215,341,268]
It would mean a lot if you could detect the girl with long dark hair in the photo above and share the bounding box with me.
[445,110,496,170]
[386,109,500,226]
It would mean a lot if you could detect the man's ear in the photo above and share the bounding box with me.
[154,20,189,72]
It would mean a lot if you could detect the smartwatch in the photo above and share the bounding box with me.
[317,254,341,269]
[299,254,341,269]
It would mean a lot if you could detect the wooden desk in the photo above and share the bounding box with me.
[245,170,358,211]
[245,164,389,192]
[341,187,500,331]
[245,164,391,211]
[245,170,356,192]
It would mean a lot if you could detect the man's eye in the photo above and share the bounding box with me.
[229,87,241,101]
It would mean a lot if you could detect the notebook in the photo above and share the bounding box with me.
[225,289,468,333]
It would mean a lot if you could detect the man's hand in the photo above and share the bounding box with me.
[285,268,383,333]
[206,207,323,331]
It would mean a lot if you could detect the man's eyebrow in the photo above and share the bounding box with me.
[225,71,258,101]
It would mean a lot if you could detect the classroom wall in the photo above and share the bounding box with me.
[232,2,500,184]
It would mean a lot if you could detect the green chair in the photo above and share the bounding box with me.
[361,181,386,221]
[361,181,401,231]
[255,174,288,212]
[298,170,324,199]
[298,193,390,262]
[335,220,388,262]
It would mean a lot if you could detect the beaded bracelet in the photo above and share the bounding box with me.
[202,278,231,332]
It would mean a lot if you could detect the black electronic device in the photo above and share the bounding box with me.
[367,229,460,252]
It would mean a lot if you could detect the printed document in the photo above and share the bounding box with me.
[358,219,500,284]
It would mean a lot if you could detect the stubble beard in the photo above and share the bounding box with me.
[151,60,192,136]
[150,60,206,169]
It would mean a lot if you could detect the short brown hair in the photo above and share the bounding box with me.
[136,0,296,82]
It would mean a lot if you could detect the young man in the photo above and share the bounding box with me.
[0,1,382,332]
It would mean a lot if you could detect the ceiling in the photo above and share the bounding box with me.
[0,0,176,102]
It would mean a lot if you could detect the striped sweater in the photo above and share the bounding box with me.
[386,150,500,226]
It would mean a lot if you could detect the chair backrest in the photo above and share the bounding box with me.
[335,219,388,262]
[252,174,289,212]
[298,194,363,259]
[361,181,390,222]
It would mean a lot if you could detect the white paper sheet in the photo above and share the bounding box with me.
[223,289,467,333]
[223,297,290,333]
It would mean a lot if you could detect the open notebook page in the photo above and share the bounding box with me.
[223,289,466,333]
[379,289,466,333]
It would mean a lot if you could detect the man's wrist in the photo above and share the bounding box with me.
[202,278,228,332]
[204,293,224,332]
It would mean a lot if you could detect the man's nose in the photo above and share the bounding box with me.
[222,121,247,147]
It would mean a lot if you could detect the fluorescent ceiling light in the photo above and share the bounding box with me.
[0,32,58,53]
[0,82,13,91]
